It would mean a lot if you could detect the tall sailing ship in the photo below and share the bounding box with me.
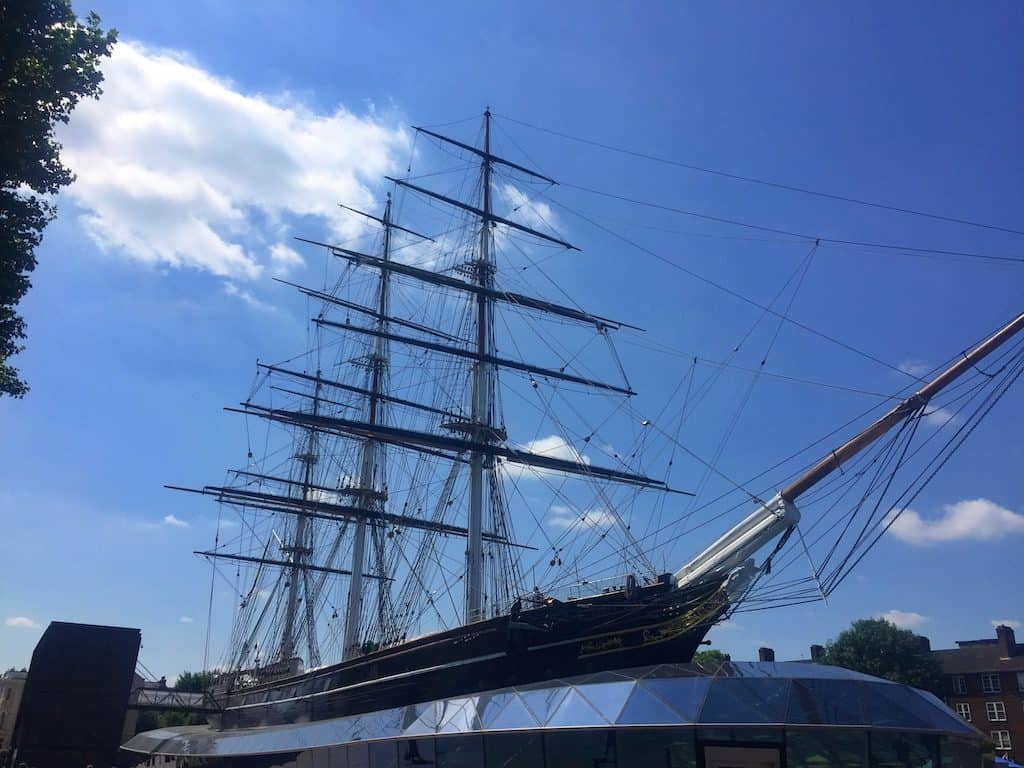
[173,110,1024,730]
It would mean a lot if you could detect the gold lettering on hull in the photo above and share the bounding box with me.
[577,591,729,659]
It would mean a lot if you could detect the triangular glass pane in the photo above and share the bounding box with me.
[438,697,480,733]
[642,678,709,722]
[699,678,790,723]
[477,693,516,728]
[487,694,540,730]
[575,681,635,723]
[546,687,607,727]
[518,685,571,724]
[617,683,682,725]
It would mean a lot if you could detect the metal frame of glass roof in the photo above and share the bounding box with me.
[122,662,979,758]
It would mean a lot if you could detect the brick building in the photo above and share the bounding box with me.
[933,624,1024,760]
[0,668,28,761]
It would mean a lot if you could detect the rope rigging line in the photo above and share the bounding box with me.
[493,111,1024,239]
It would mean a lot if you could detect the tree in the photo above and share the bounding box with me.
[692,648,731,668]
[174,669,217,693]
[820,618,942,694]
[0,0,117,397]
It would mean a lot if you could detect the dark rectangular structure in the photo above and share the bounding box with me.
[11,621,141,768]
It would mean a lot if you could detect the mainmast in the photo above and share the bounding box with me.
[466,109,495,624]
[342,194,393,660]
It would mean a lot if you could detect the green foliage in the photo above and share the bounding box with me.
[0,0,117,397]
[174,669,217,693]
[692,648,732,668]
[820,618,942,694]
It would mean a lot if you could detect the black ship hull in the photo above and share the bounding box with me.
[214,576,728,729]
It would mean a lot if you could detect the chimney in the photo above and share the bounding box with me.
[758,647,775,662]
[810,644,824,663]
[996,624,1017,658]
[917,635,931,653]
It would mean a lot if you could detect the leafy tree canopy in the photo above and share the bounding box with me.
[821,618,942,694]
[174,669,217,693]
[0,0,116,397]
[692,648,732,668]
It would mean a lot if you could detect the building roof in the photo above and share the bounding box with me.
[123,662,977,759]
[934,640,1024,674]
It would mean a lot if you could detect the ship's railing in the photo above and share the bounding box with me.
[508,573,634,611]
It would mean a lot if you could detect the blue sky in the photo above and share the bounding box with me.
[1,1,1022,679]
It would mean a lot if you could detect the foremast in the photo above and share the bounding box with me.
[466,109,495,624]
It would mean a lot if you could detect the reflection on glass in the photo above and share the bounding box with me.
[486,731,544,767]
[700,679,790,724]
[545,730,617,768]
[617,727,695,768]
[435,734,484,767]
[400,738,436,766]
[328,744,349,768]
[349,742,370,768]
[786,680,864,725]
[871,731,939,768]
[940,737,982,768]
[786,729,867,768]
[697,728,784,744]
[370,740,399,768]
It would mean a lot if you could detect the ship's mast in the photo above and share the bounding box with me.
[279,375,321,661]
[342,194,393,659]
[466,110,495,624]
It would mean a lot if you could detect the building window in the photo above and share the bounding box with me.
[986,701,1007,721]
[991,731,1012,751]
[981,673,1001,693]
[955,703,971,721]
[952,675,967,694]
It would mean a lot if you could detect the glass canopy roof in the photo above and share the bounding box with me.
[123,662,977,758]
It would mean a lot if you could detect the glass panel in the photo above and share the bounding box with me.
[617,727,696,768]
[618,684,685,725]
[399,738,436,767]
[641,678,710,721]
[575,681,635,723]
[312,746,331,768]
[298,750,314,768]
[547,688,608,727]
[545,730,617,768]
[940,737,981,768]
[435,734,484,768]
[871,731,939,768]
[912,690,977,735]
[518,686,571,724]
[862,684,945,730]
[349,742,370,768]
[697,727,783,744]
[485,731,545,768]
[698,679,790,724]
[786,728,868,768]
[328,745,349,768]
[370,741,399,768]
[786,679,864,724]
[486,694,540,730]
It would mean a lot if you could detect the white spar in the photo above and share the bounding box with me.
[673,493,800,590]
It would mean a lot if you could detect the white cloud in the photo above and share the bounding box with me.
[179,615,194,624]
[922,406,958,427]
[887,498,1024,546]
[877,609,930,630]
[499,434,590,482]
[269,243,304,275]
[5,616,41,630]
[992,619,1021,630]
[549,504,616,530]
[899,360,931,378]
[495,184,563,249]
[163,513,189,528]
[223,281,277,312]
[58,41,408,281]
